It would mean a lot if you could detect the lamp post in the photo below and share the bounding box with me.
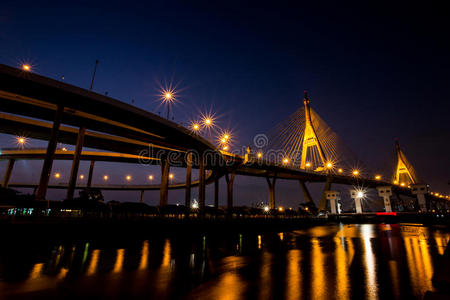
[165,92,172,119]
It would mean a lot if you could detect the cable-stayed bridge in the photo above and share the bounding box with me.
[0,63,447,215]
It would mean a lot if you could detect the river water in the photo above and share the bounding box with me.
[0,223,448,299]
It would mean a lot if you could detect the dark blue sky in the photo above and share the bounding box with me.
[0,1,449,206]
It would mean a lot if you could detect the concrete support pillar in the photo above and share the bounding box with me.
[299,181,314,205]
[36,105,64,201]
[376,186,393,212]
[160,156,170,206]
[266,176,277,209]
[319,177,332,211]
[225,171,235,211]
[2,159,15,188]
[198,156,205,209]
[214,176,219,209]
[325,191,341,214]
[86,160,95,191]
[411,184,428,212]
[355,198,363,214]
[66,126,86,200]
[350,190,363,213]
[140,190,145,203]
[185,152,192,207]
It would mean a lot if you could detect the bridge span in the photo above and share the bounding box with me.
[0,63,447,214]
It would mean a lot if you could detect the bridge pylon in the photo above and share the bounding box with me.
[300,91,328,170]
[393,140,418,186]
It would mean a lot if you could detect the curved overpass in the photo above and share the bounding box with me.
[0,63,444,212]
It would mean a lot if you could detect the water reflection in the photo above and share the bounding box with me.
[361,225,378,300]
[112,249,125,273]
[286,249,301,300]
[87,249,100,275]
[311,238,326,300]
[28,263,44,280]
[0,224,448,300]
[334,237,349,300]
[139,241,149,270]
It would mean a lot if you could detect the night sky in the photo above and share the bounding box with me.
[0,1,449,207]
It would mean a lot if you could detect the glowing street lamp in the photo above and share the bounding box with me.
[305,162,311,168]
[263,206,270,212]
[375,175,381,180]
[202,115,214,139]
[163,91,173,119]
[22,64,31,71]
[54,172,61,179]
[223,145,229,151]
[338,168,343,174]
[326,162,333,169]
[282,158,289,165]
[257,152,263,159]
[350,188,366,213]
[148,175,154,181]
[192,123,200,132]
[79,174,85,180]
[16,136,26,149]
[103,175,109,181]
[352,169,360,176]
[204,118,212,126]
[126,175,132,182]
[169,173,174,182]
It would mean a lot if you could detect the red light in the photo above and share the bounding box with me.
[376,212,397,216]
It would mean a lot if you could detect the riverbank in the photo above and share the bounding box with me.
[1,213,449,240]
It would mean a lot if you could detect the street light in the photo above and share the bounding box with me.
[192,122,200,132]
[283,158,289,165]
[148,175,154,181]
[22,64,31,71]
[54,172,61,179]
[305,162,311,168]
[16,136,26,149]
[79,174,84,180]
[257,152,263,159]
[103,175,109,181]
[126,175,132,182]
[375,175,381,180]
[352,169,359,176]
[163,91,173,119]
[202,115,214,139]
[338,168,343,174]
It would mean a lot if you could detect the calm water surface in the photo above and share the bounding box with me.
[0,224,449,299]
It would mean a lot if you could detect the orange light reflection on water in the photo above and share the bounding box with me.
[139,240,149,270]
[286,249,302,300]
[87,250,100,275]
[113,249,125,273]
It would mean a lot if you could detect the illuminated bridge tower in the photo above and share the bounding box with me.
[300,92,328,170]
[300,92,331,211]
[393,140,428,211]
[393,140,418,186]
